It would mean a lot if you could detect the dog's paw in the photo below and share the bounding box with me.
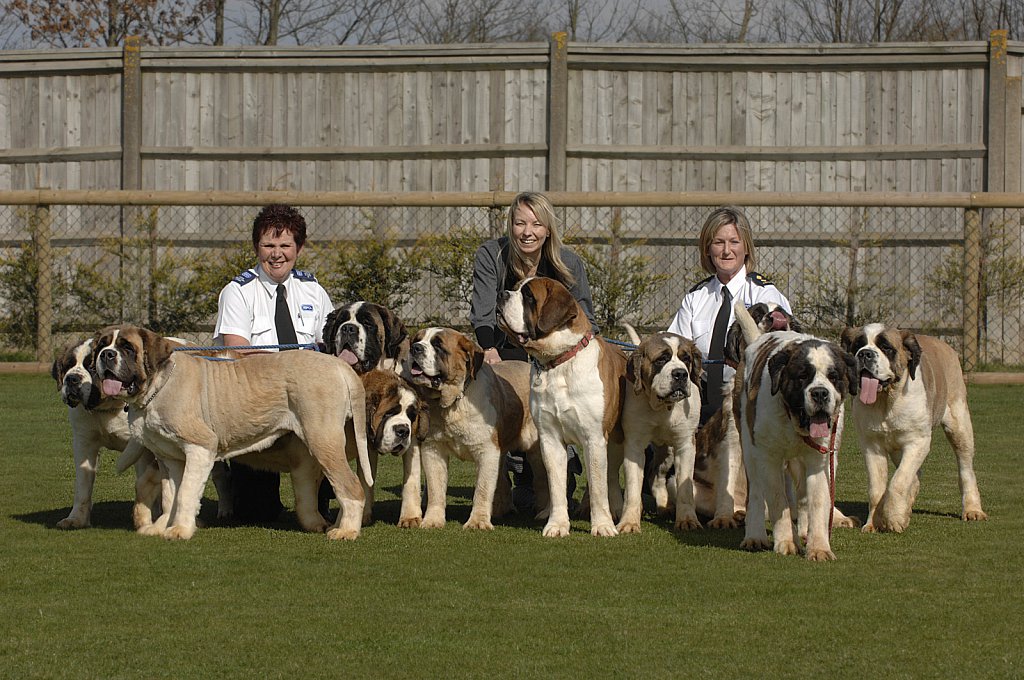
[137,524,164,537]
[56,515,89,530]
[861,522,879,533]
[163,525,196,541]
[674,514,703,531]
[591,522,619,537]
[878,515,909,533]
[740,537,771,551]
[806,548,837,562]
[298,517,330,533]
[963,509,988,522]
[326,527,360,540]
[420,515,446,529]
[542,520,571,537]
[832,513,862,529]
[708,515,738,529]
[616,520,642,534]
[397,515,422,529]
[774,539,800,556]
[463,517,494,530]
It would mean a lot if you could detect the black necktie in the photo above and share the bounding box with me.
[705,285,732,415]
[275,284,298,349]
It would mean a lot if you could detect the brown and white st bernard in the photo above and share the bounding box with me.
[738,324,858,561]
[323,301,410,374]
[402,327,540,530]
[51,337,163,530]
[93,324,372,540]
[497,276,629,537]
[840,324,986,532]
[621,332,702,533]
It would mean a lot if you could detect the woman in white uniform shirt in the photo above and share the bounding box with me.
[667,206,792,424]
[213,204,334,523]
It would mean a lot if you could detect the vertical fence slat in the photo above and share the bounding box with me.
[964,207,981,371]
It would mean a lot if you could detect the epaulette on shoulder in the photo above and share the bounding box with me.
[292,269,317,282]
[689,275,714,294]
[232,270,257,286]
[747,271,773,287]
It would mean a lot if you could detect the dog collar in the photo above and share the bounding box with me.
[535,332,594,371]
[802,421,838,455]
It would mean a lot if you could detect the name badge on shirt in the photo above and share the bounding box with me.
[301,304,313,312]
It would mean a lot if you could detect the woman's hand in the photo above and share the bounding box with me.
[483,347,501,365]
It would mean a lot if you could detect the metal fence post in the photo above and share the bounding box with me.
[963,207,981,371]
[32,204,53,362]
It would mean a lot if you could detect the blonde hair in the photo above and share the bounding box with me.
[505,191,575,287]
[697,205,756,275]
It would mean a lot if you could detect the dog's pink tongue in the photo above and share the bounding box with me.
[339,349,359,366]
[860,376,879,404]
[102,379,123,397]
[769,311,789,331]
[809,419,831,439]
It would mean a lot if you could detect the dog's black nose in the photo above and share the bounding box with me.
[339,323,359,341]
[100,348,116,364]
[394,424,410,441]
[498,290,510,304]
[810,387,830,405]
[65,373,82,386]
[671,368,688,382]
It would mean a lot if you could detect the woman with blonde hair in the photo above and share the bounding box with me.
[470,191,597,365]
[668,205,791,424]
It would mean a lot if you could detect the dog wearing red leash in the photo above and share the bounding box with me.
[734,306,859,561]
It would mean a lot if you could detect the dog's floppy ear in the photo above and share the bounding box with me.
[50,357,60,382]
[767,347,792,396]
[839,326,859,353]
[322,306,344,354]
[535,279,578,338]
[414,398,430,441]
[379,305,409,360]
[788,313,804,333]
[723,324,745,368]
[140,327,175,374]
[626,350,644,395]
[688,342,704,387]
[843,350,859,395]
[465,335,485,380]
[901,331,922,380]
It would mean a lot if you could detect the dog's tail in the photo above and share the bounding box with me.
[733,301,761,345]
[343,366,374,488]
[115,440,145,474]
[621,322,642,346]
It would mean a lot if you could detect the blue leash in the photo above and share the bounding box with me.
[603,336,725,365]
[173,343,322,360]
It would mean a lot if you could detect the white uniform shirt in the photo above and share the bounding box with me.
[213,266,333,349]
[667,265,791,380]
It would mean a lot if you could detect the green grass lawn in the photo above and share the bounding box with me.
[1,374,1021,679]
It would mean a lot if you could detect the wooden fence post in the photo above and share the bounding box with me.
[986,30,1008,193]
[963,207,981,371]
[32,205,53,362]
[122,36,144,324]
[547,32,569,192]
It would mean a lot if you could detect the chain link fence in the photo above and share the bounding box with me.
[1,194,1021,371]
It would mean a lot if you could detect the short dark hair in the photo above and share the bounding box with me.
[251,204,307,250]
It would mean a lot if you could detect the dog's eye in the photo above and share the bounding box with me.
[653,355,669,368]
[405,405,418,421]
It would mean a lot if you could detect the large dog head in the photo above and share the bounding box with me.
[323,301,410,374]
[361,370,428,456]
[627,332,703,407]
[724,302,802,367]
[51,337,103,409]
[496,276,592,361]
[761,336,858,438]
[840,323,922,405]
[92,325,177,402]
[403,327,484,408]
